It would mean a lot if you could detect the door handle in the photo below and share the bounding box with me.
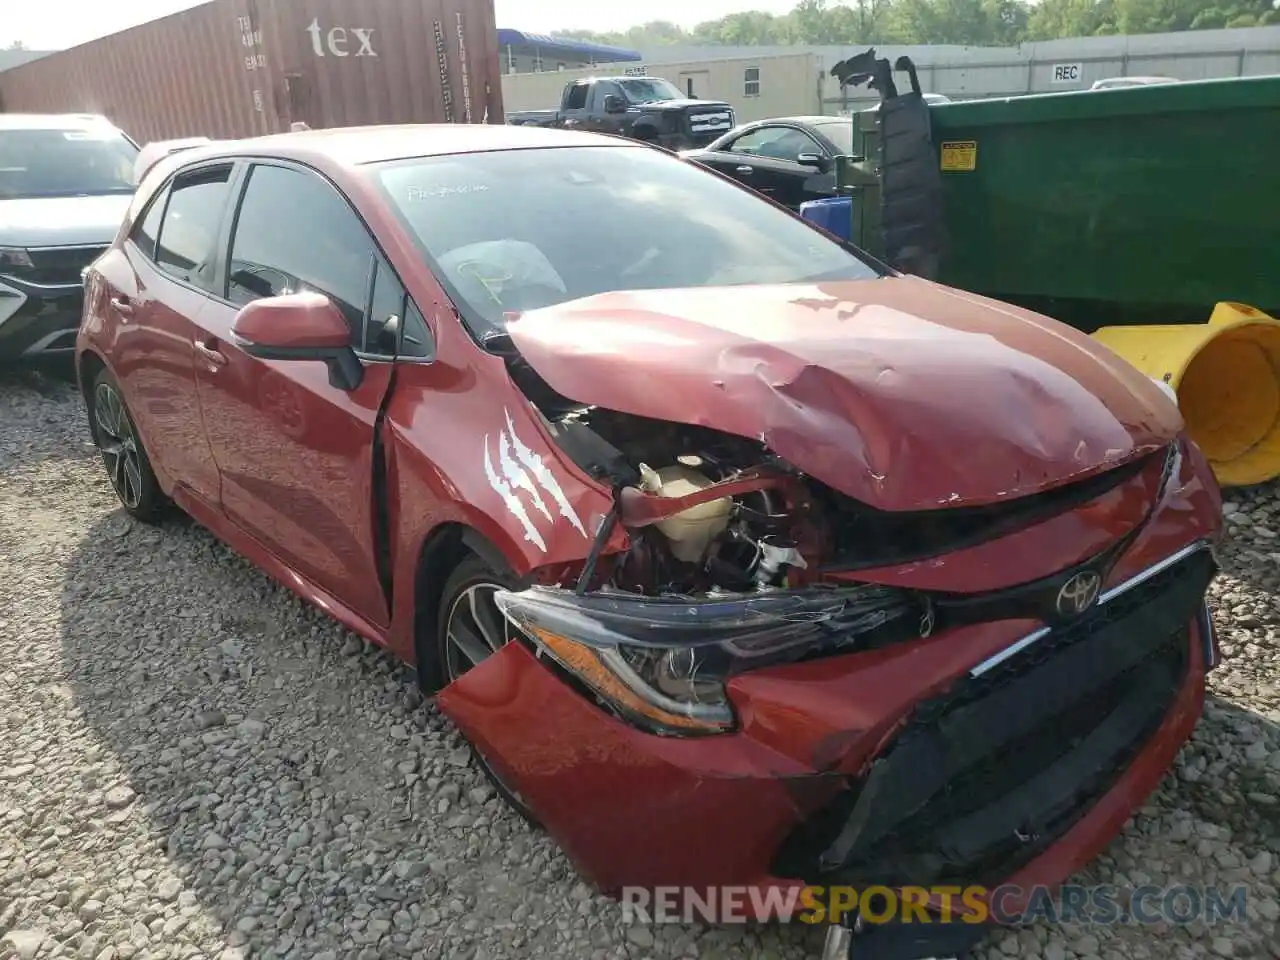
[110,296,134,319]
[735,165,754,175]
[193,338,227,368]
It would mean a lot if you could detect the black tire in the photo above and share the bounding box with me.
[89,368,168,522]
[632,126,659,143]
[435,554,541,826]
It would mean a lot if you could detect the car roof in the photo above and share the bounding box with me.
[172,123,637,171]
[0,113,119,130]
[1091,76,1177,87]
[749,116,847,126]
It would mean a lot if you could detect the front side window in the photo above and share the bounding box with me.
[729,126,822,163]
[365,257,436,360]
[155,167,233,287]
[226,163,374,346]
[0,124,138,200]
[372,144,881,340]
[812,119,855,156]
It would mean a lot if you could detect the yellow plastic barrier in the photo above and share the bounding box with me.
[1092,302,1280,488]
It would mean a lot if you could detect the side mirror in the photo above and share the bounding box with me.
[797,152,830,172]
[231,292,363,391]
[603,94,627,114]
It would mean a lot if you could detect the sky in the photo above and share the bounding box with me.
[6,0,800,50]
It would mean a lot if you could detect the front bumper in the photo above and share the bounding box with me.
[0,274,84,361]
[436,440,1224,937]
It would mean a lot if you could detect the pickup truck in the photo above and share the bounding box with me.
[506,76,736,150]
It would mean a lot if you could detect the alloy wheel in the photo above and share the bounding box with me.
[443,580,535,816]
[93,382,143,510]
[444,582,511,678]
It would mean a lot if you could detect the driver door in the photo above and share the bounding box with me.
[586,81,625,134]
[193,160,396,627]
[720,125,831,209]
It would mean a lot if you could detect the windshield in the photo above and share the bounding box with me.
[373,144,882,339]
[813,120,854,155]
[617,78,683,104]
[0,126,138,200]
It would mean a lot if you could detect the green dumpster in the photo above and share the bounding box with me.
[925,76,1280,331]
[829,63,1280,487]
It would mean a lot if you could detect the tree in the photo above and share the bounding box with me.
[553,0,1269,52]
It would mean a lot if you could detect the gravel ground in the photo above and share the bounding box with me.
[0,369,1277,960]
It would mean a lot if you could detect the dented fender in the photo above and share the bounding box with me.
[436,641,844,892]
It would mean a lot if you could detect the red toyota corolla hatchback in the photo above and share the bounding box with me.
[78,124,1223,958]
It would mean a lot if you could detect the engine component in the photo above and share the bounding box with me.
[637,459,732,563]
[754,541,808,587]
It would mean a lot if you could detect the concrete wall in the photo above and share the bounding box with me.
[627,25,1280,115]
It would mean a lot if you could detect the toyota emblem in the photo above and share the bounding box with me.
[1055,570,1102,618]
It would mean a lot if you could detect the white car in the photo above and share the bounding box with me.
[1090,76,1178,90]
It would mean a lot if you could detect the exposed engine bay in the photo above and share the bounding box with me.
[496,354,1172,736]
[529,393,1156,599]
[544,404,822,596]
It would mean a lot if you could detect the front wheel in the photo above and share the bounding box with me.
[436,555,541,826]
[89,368,167,522]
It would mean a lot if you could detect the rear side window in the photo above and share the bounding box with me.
[564,84,588,110]
[131,184,170,261]
[155,166,233,288]
[226,163,374,346]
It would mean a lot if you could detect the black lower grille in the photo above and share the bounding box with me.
[771,545,1215,888]
[17,245,108,286]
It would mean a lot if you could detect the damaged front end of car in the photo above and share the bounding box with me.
[437,283,1224,937]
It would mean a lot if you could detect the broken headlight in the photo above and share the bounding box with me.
[493,584,923,737]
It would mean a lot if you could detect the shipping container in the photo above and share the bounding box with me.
[0,0,505,144]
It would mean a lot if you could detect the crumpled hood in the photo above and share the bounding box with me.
[506,277,1184,512]
[0,194,132,247]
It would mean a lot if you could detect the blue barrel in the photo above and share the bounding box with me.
[799,196,852,241]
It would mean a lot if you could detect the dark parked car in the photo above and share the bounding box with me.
[0,114,139,363]
[79,123,1222,960]
[682,115,856,209]
[507,76,735,149]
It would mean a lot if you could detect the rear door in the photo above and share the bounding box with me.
[98,162,231,507]
[191,160,398,627]
[557,82,592,130]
